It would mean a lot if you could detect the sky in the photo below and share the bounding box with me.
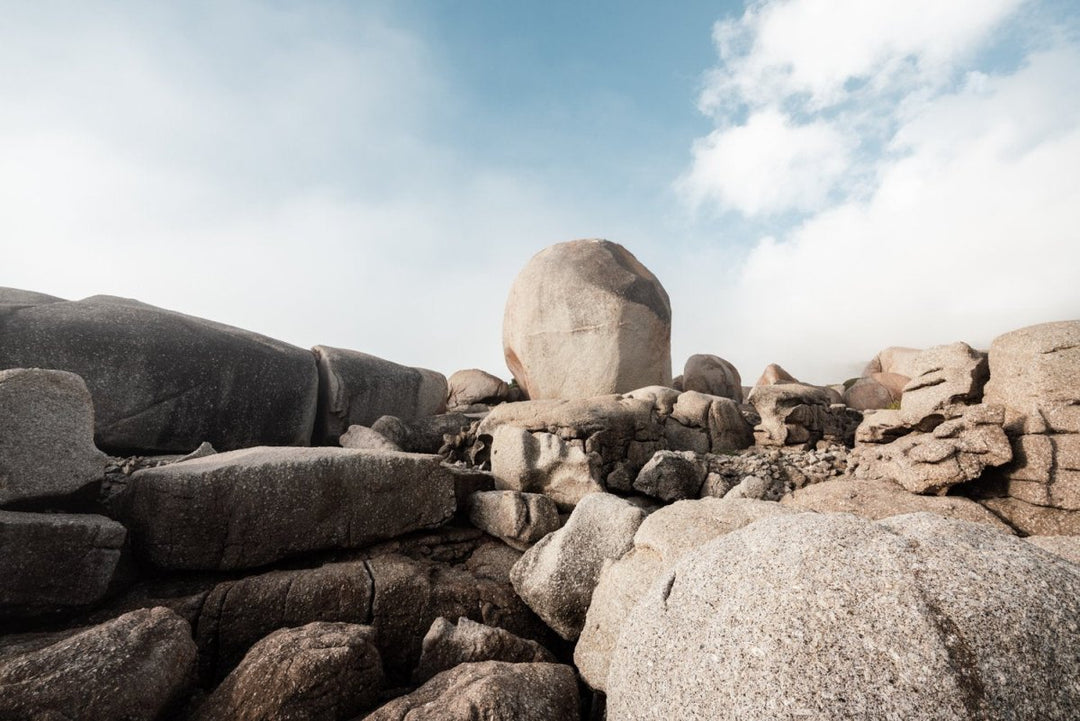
[2,0,1078,385]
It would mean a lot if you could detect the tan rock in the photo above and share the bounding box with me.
[682,354,742,402]
[502,239,671,399]
[1026,535,1080,564]
[843,376,897,411]
[755,362,799,387]
[899,342,989,426]
[981,496,1080,536]
[749,383,859,448]
[447,369,510,409]
[863,346,923,379]
[488,426,603,511]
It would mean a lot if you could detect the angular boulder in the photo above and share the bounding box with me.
[502,239,671,399]
[510,493,646,640]
[0,292,318,453]
[754,362,799,386]
[488,425,603,510]
[749,383,859,448]
[194,622,383,721]
[632,450,707,502]
[413,617,555,683]
[899,341,989,426]
[371,413,472,454]
[0,511,127,616]
[115,447,456,570]
[313,345,447,443]
[467,490,561,550]
[0,368,106,504]
[0,607,196,721]
[681,354,742,402]
[608,512,1080,720]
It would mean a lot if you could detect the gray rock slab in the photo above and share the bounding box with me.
[414,617,555,684]
[467,490,560,550]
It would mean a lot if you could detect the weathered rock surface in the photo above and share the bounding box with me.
[0,368,106,504]
[510,493,645,640]
[0,511,127,616]
[607,512,1080,720]
[899,342,989,426]
[850,404,1012,493]
[467,490,560,550]
[339,425,401,451]
[632,450,707,502]
[781,478,1013,531]
[447,369,512,409]
[488,425,604,510]
[843,375,899,411]
[575,498,800,691]
[414,617,555,683]
[1026,535,1080,564]
[116,447,456,570]
[0,292,318,453]
[314,346,447,443]
[984,321,1080,510]
[681,354,742,402]
[0,607,196,721]
[755,362,799,386]
[366,661,579,721]
[697,445,848,499]
[981,496,1080,536]
[371,413,473,455]
[503,239,671,399]
[749,383,860,448]
[194,622,383,721]
[863,345,922,379]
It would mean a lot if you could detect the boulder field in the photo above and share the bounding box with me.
[2,240,1079,720]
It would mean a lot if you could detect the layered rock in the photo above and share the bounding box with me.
[681,354,742,402]
[365,661,580,721]
[0,607,196,721]
[899,341,989,426]
[313,346,447,443]
[502,239,671,399]
[115,447,456,570]
[0,368,106,504]
[510,493,646,640]
[984,321,1080,509]
[488,425,604,511]
[467,490,561,550]
[607,512,1080,720]
[749,383,860,448]
[194,622,383,721]
[413,617,555,683]
[0,291,318,452]
[980,496,1080,536]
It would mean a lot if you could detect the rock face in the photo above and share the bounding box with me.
[0,511,127,616]
[980,496,1080,536]
[194,622,383,721]
[115,447,456,570]
[681,354,742,402]
[607,512,1080,720]
[502,239,672,399]
[0,368,106,504]
[575,498,800,691]
[467,490,561,550]
[510,493,646,640]
[371,413,473,455]
[313,346,447,444]
[0,607,197,721]
[365,661,580,721]
[488,425,604,510]
[781,478,1013,531]
[899,342,989,426]
[414,617,555,683]
[633,450,708,502]
[749,383,859,448]
[1026,535,1080,564]
[447,369,511,409]
[0,292,318,453]
[339,425,402,451]
[983,321,1080,510]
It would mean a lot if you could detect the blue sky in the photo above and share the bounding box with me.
[2,0,1078,384]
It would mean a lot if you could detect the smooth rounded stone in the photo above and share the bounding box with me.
[194,622,383,721]
[447,369,511,409]
[981,496,1080,536]
[195,561,374,683]
[413,617,556,684]
[510,493,646,640]
[502,239,672,399]
[632,451,707,502]
[314,345,447,444]
[371,413,472,454]
[781,478,1013,532]
[575,498,799,691]
[899,342,989,426]
[984,320,1080,434]
[0,511,127,616]
[682,354,743,403]
[624,385,681,416]
[1026,535,1080,564]
[0,292,318,453]
[843,376,897,411]
[863,346,923,379]
[607,512,1080,720]
[489,425,603,511]
[872,371,911,400]
[339,425,401,451]
[115,447,456,570]
[0,607,196,721]
[364,661,580,721]
[754,362,799,386]
[467,490,560,550]
[0,368,106,504]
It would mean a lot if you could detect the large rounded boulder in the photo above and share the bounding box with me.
[607,512,1080,721]
[502,239,671,399]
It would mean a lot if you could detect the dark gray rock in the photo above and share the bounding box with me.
[0,291,318,453]
[371,413,472,454]
[414,617,555,683]
[193,622,383,721]
[632,450,707,502]
[0,511,126,616]
[115,447,456,570]
[0,368,106,504]
[0,607,196,721]
[313,346,447,444]
[339,425,401,451]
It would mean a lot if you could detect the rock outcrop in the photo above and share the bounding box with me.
[749,383,860,448]
[447,369,512,410]
[467,490,561,550]
[413,617,555,683]
[681,354,742,402]
[502,239,671,399]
